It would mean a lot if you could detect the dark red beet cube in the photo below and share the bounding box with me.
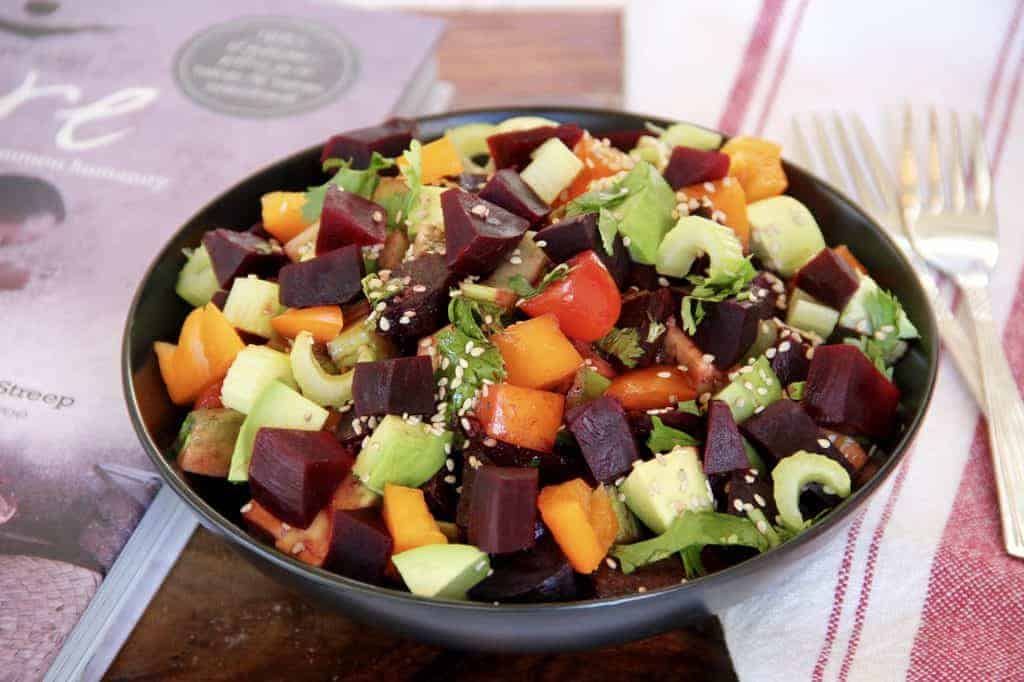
[479,169,550,225]
[468,534,576,603]
[464,436,581,486]
[793,248,861,310]
[455,172,489,193]
[539,213,631,289]
[378,253,457,342]
[663,146,731,190]
[352,356,436,417]
[726,468,778,520]
[468,465,539,554]
[617,288,677,328]
[703,400,749,475]
[316,185,387,254]
[203,228,287,288]
[249,428,354,529]
[693,299,761,369]
[748,272,784,319]
[739,399,844,466]
[323,508,393,585]
[486,124,584,169]
[279,244,364,308]
[566,397,639,483]
[442,189,529,275]
[601,129,647,152]
[210,289,229,310]
[320,118,417,168]
[804,344,901,439]
[770,334,812,386]
[420,467,458,522]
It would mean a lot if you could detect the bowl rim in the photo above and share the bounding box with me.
[122,104,939,613]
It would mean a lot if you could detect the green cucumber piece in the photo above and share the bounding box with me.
[444,122,496,162]
[392,544,490,600]
[787,289,840,340]
[494,116,560,133]
[222,275,283,338]
[220,345,295,415]
[290,331,354,407]
[619,446,712,534]
[772,451,851,532]
[228,381,328,482]
[352,415,451,493]
[655,215,745,278]
[520,137,582,204]
[629,135,670,170]
[605,485,643,544]
[326,319,392,371]
[713,356,782,423]
[175,245,220,307]
[406,185,445,238]
[740,318,780,365]
[748,196,826,277]
[661,122,723,151]
[566,366,613,410]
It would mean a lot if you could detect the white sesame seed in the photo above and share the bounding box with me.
[658,277,670,287]
[778,341,792,352]
[378,317,391,331]
[371,210,383,222]
[240,503,253,514]
[637,586,647,593]
[757,387,768,396]
[754,405,766,414]
[444,475,457,484]
[745,475,755,484]
[535,240,547,248]
[703,181,716,193]
[606,557,618,569]
[754,493,766,507]
[765,347,777,359]
[818,438,832,449]
[471,204,489,217]
[733,499,744,512]
[657,371,672,379]
[291,542,305,555]
[460,417,472,432]
[702,354,716,364]
[622,236,632,247]
[483,437,497,447]
[509,256,523,265]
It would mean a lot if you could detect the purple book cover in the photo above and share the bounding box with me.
[0,1,443,678]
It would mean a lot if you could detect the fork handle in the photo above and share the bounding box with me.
[912,258,984,409]
[960,279,1024,558]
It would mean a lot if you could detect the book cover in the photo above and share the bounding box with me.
[0,2,443,678]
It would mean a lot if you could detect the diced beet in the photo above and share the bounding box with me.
[320,118,418,168]
[726,468,778,521]
[617,288,677,328]
[316,186,387,253]
[455,457,480,531]
[662,147,730,190]
[468,534,577,603]
[803,344,901,439]
[203,229,288,288]
[210,289,229,310]
[421,466,459,522]
[246,222,273,240]
[748,272,784,319]
[464,436,581,486]
[538,213,630,289]
[479,169,550,226]
[770,334,812,386]
[587,557,686,598]
[486,124,584,169]
[566,397,639,483]
[248,428,354,529]
[468,465,539,554]
[626,264,664,292]
[455,172,489,193]
[352,356,435,417]
[692,299,760,369]
[378,253,457,341]
[601,129,647,152]
[703,400,748,475]
[279,244,364,308]
[323,508,393,585]
[442,189,529,275]
[793,248,860,310]
[739,399,847,469]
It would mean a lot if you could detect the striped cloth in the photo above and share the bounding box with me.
[626,1,1024,679]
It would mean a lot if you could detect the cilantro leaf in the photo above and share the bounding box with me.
[596,327,644,368]
[508,263,571,300]
[677,400,701,416]
[786,381,806,401]
[448,295,505,341]
[303,152,394,222]
[680,258,758,334]
[435,296,506,424]
[645,317,667,343]
[843,286,912,377]
[647,415,701,453]
[565,184,630,217]
[398,140,423,226]
[361,272,409,308]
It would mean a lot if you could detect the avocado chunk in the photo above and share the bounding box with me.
[605,484,643,544]
[352,415,451,493]
[611,510,768,575]
[661,122,723,151]
[175,408,245,478]
[392,543,491,600]
[786,288,840,340]
[655,215,745,278]
[618,446,712,534]
[772,450,852,532]
[221,345,296,415]
[748,195,826,277]
[713,356,783,423]
[228,381,329,482]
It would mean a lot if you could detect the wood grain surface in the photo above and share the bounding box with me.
[106,10,735,681]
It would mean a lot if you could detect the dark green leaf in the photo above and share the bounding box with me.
[647,415,701,453]
[303,152,394,222]
[681,258,758,334]
[507,263,571,300]
[596,327,644,368]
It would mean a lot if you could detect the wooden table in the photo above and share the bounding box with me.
[107,10,736,681]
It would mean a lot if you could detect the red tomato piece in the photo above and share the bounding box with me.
[519,251,621,342]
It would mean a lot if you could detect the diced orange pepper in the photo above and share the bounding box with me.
[604,365,697,411]
[398,136,464,184]
[833,245,867,275]
[491,315,583,390]
[720,136,788,202]
[242,501,332,567]
[680,177,751,251]
[475,383,565,453]
[155,341,194,406]
[261,191,313,243]
[382,484,448,554]
[555,133,632,207]
[270,306,344,343]
[155,305,244,405]
[537,478,618,574]
[200,303,245,377]
[283,221,319,262]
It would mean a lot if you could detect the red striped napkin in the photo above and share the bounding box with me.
[627,2,1024,679]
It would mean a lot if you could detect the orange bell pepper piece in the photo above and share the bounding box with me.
[720,136,788,202]
[604,365,697,411]
[200,303,245,377]
[833,245,867,275]
[261,191,312,243]
[155,304,244,405]
[242,501,331,567]
[270,306,345,343]
[537,479,618,574]
[398,136,464,184]
[678,177,751,251]
[555,133,632,207]
[382,484,448,554]
[475,383,565,453]
[491,315,583,390]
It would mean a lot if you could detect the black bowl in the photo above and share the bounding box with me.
[122,107,937,652]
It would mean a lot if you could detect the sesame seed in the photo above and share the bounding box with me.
[702,354,716,364]
[658,277,670,287]
[733,499,744,512]
[509,256,523,265]
[483,437,497,447]
[378,317,391,331]
[460,417,472,432]
[470,347,485,357]
[757,387,768,396]
[618,493,627,502]
[745,475,755,484]
[606,557,618,569]
[778,341,791,352]
[470,204,489,217]
[469,455,482,469]
[240,503,253,514]
[399,316,411,325]
[657,371,672,379]
[754,493,766,507]
[765,347,777,359]
[535,240,547,248]
[754,405,765,414]
[444,475,457,484]
[291,542,305,555]
[371,210,383,222]
[459,359,469,369]
[703,181,716,193]
[637,586,647,593]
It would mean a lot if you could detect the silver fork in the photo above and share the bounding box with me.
[900,105,1024,559]
[790,113,983,409]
